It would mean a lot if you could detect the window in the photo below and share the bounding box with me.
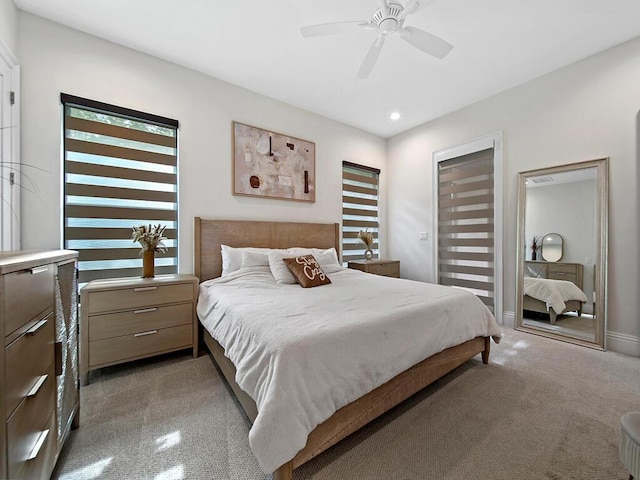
[61,94,178,284]
[342,161,380,264]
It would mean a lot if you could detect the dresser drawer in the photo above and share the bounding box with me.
[89,303,193,341]
[4,263,54,337]
[89,323,193,367]
[7,374,56,480]
[86,283,194,314]
[5,314,55,418]
[548,264,577,274]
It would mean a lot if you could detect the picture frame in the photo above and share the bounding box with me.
[232,121,316,202]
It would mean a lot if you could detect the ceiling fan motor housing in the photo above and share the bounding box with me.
[372,2,406,35]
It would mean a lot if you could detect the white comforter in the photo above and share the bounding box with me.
[197,266,501,473]
[524,277,588,314]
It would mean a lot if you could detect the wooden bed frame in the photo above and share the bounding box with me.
[523,296,583,325]
[194,217,491,480]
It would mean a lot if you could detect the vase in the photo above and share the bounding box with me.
[532,250,537,261]
[364,248,373,261]
[142,250,155,278]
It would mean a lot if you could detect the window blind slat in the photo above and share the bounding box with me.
[65,116,176,148]
[342,184,378,196]
[343,172,379,185]
[65,160,176,184]
[343,219,378,229]
[343,243,379,251]
[439,179,493,196]
[438,163,493,183]
[66,205,177,222]
[78,247,177,262]
[343,195,377,207]
[439,194,494,209]
[439,224,494,234]
[439,264,494,276]
[439,209,494,222]
[65,227,177,241]
[343,207,378,217]
[439,277,494,291]
[439,238,494,248]
[65,138,176,167]
[66,183,177,203]
[439,251,493,262]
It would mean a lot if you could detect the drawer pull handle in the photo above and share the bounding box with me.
[134,307,158,314]
[27,374,48,398]
[27,429,49,461]
[134,330,158,337]
[26,318,48,335]
[134,286,158,292]
[30,266,48,275]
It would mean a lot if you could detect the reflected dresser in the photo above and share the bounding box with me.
[0,250,79,479]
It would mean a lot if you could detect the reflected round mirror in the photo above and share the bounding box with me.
[541,233,563,262]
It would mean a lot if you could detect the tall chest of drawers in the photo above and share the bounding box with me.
[0,250,79,479]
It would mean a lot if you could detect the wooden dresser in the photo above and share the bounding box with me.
[524,261,584,289]
[80,274,199,385]
[348,259,400,278]
[0,250,79,480]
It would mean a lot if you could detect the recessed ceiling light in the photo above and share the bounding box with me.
[390,112,400,121]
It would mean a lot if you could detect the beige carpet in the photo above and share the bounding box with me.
[52,329,640,479]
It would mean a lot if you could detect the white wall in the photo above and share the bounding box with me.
[388,36,640,355]
[17,13,386,274]
[0,0,18,54]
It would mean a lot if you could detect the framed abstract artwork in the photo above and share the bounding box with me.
[232,121,316,202]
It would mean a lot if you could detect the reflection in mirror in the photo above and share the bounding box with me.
[516,158,608,349]
[541,233,563,262]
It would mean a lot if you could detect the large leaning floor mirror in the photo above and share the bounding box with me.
[515,158,608,349]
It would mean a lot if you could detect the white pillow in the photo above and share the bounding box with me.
[268,250,299,284]
[288,247,340,268]
[221,245,271,276]
[240,249,271,269]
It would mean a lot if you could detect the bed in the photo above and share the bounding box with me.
[523,277,588,324]
[194,217,501,479]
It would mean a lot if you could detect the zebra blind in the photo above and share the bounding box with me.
[342,161,380,263]
[437,148,495,311]
[61,94,178,284]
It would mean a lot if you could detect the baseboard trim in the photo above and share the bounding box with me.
[501,311,639,357]
[607,331,640,357]
[502,310,515,328]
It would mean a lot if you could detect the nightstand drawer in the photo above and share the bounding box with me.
[365,262,399,277]
[87,282,194,314]
[89,324,193,367]
[4,264,54,337]
[7,374,56,480]
[5,314,55,418]
[88,303,193,341]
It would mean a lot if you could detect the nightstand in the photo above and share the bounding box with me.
[347,259,400,278]
[80,274,199,385]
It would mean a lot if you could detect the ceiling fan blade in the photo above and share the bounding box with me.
[398,0,438,20]
[399,26,453,59]
[357,36,386,79]
[300,21,368,38]
[378,0,389,17]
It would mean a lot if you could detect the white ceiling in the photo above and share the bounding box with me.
[13,0,640,138]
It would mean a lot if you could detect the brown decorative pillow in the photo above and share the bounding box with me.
[282,255,332,288]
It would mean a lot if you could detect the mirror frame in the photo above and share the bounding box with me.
[515,158,608,349]
[541,233,563,262]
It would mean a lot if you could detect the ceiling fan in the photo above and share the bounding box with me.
[300,0,452,79]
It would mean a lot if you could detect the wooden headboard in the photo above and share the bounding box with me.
[194,218,340,282]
